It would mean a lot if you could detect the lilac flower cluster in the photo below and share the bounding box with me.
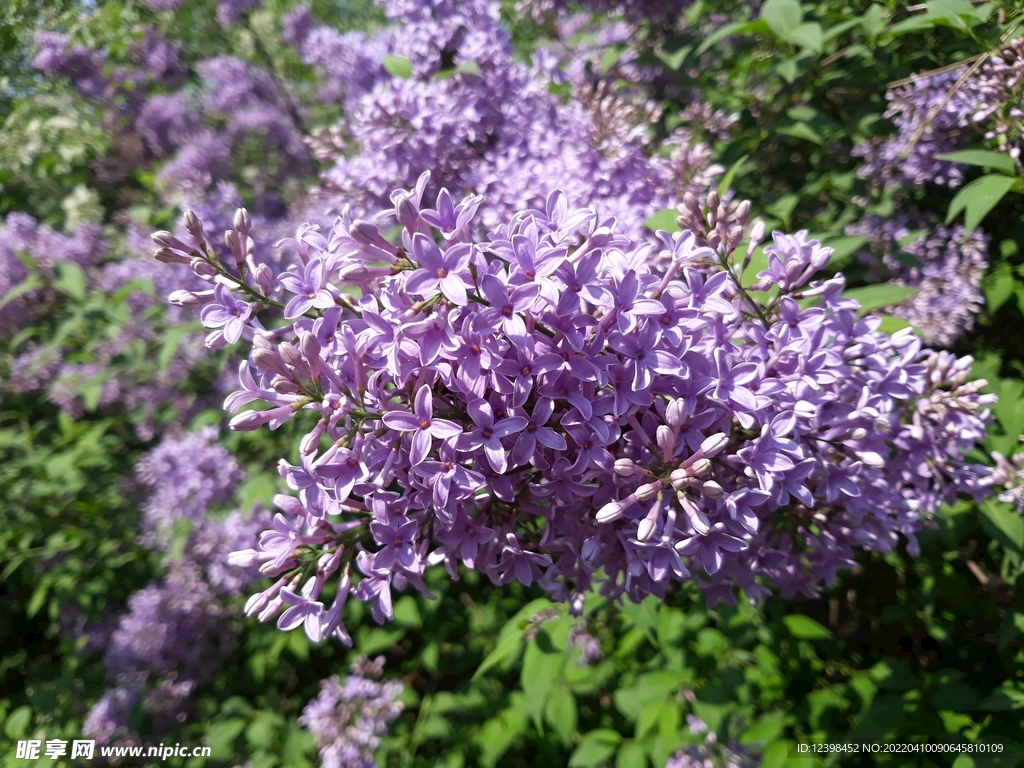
[991,440,1024,514]
[846,213,989,346]
[666,715,757,768]
[0,212,106,335]
[0,214,214,437]
[152,175,994,644]
[299,656,404,768]
[84,430,270,743]
[289,0,721,238]
[856,41,1024,189]
[855,69,989,188]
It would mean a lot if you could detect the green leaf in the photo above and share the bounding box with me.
[206,719,247,760]
[778,121,823,144]
[765,194,798,229]
[455,59,481,76]
[980,498,1024,551]
[760,0,802,37]
[984,262,1016,314]
[383,55,414,78]
[473,628,526,679]
[876,315,913,336]
[644,208,679,233]
[842,283,919,313]
[936,149,1017,176]
[545,687,577,746]
[600,46,627,75]
[946,174,1017,233]
[53,261,86,302]
[569,729,622,768]
[782,614,833,640]
[522,637,563,731]
[821,235,867,270]
[695,19,770,55]
[0,275,41,311]
[717,154,749,198]
[784,22,823,51]
[616,742,647,768]
[654,44,690,71]
[4,706,31,740]
[393,596,422,628]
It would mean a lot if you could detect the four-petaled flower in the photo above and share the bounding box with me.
[382,386,462,465]
[404,234,473,305]
[278,257,335,319]
[200,283,255,344]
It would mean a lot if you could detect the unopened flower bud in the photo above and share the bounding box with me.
[701,480,725,498]
[168,289,205,307]
[301,420,327,456]
[698,432,730,458]
[596,500,623,523]
[154,247,191,265]
[635,481,663,502]
[689,458,712,476]
[183,210,208,250]
[637,516,657,543]
[670,467,692,489]
[244,591,269,617]
[735,199,751,225]
[151,230,192,253]
[252,348,291,377]
[858,450,885,468]
[749,219,766,244]
[234,207,251,235]
[614,458,649,477]
[850,427,867,441]
[272,375,301,394]
[230,549,261,568]
[581,537,601,562]
[190,256,218,277]
[252,263,272,295]
[657,425,676,460]
[224,230,244,265]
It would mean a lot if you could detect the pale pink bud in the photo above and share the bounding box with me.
[154,247,191,265]
[596,500,624,523]
[151,230,192,253]
[190,257,218,277]
[637,516,657,543]
[657,425,676,460]
[689,458,712,477]
[234,207,251,236]
[698,432,729,458]
[635,480,663,502]
[701,480,725,498]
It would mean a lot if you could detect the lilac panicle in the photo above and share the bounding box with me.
[152,177,996,643]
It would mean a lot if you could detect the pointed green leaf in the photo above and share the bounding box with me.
[761,0,802,36]
[53,261,86,302]
[782,614,833,640]
[946,174,1017,233]
[545,687,577,746]
[644,208,680,233]
[383,55,414,78]
[569,730,622,768]
[936,149,1017,176]
[842,283,919,313]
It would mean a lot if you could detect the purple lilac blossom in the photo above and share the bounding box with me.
[855,69,988,187]
[152,179,996,643]
[299,658,404,768]
[666,719,758,768]
[288,0,722,238]
[847,213,988,346]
